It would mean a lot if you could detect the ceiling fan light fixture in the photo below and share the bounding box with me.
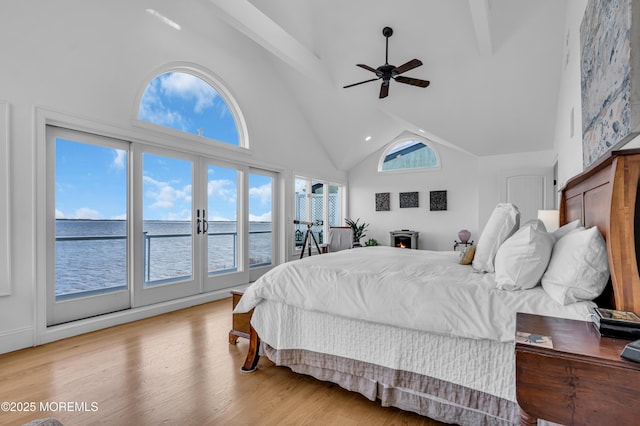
[343,26,430,99]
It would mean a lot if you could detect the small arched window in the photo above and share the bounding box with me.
[378,138,440,172]
[137,69,246,148]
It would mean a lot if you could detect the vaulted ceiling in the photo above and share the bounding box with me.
[204,0,568,170]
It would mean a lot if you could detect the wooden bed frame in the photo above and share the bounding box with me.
[240,148,640,420]
[560,148,640,314]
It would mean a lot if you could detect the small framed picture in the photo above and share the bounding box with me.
[399,191,419,208]
[430,190,447,211]
[375,192,390,211]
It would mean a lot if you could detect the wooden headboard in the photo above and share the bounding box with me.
[560,149,640,313]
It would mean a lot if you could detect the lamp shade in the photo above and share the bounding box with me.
[537,210,559,232]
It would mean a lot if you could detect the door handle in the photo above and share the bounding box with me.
[202,209,209,234]
[196,209,202,235]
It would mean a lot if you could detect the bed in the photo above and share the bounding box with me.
[234,149,640,425]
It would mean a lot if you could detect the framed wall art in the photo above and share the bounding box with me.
[375,192,390,211]
[430,190,447,211]
[580,0,639,167]
[399,191,419,208]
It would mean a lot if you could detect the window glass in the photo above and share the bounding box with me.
[294,178,308,248]
[55,138,128,300]
[138,71,240,146]
[294,177,344,249]
[379,139,439,171]
[142,153,193,286]
[328,185,341,227]
[249,172,273,267]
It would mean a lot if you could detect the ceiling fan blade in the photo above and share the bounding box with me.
[394,76,430,88]
[356,64,378,73]
[379,82,389,99]
[393,59,422,75]
[343,78,379,89]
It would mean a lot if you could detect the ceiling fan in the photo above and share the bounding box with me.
[343,27,430,99]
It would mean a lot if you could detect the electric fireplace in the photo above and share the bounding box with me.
[390,230,419,249]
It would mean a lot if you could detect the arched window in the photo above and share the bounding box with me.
[137,68,246,148]
[378,138,440,172]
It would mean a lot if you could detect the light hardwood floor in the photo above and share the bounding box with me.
[0,298,446,426]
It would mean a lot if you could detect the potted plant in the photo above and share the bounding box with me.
[364,238,378,247]
[345,218,369,247]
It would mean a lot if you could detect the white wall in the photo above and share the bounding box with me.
[349,141,557,252]
[554,0,589,188]
[477,150,557,227]
[348,139,479,251]
[0,1,345,354]
[348,143,478,251]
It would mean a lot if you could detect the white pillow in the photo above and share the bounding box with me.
[541,226,609,305]
[495,219,555,290]
[472,203,520,273]
[552,219,582,241]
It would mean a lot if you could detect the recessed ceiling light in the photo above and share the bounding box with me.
[418,129,425,133]
[365,136,372,141]
[146,9,181,31]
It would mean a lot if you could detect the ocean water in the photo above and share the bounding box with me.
[55,220,272,296]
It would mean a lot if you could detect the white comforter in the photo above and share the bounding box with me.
[235,246,594,342]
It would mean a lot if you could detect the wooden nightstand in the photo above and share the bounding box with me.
[515,313,640,425]
[229,290,254,345]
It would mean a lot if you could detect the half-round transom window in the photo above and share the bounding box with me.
[379,139,440,172]
[138,71,241,146]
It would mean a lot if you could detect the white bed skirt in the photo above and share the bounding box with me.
[252,300,520,425]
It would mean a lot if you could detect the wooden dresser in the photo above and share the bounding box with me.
[515,313,640,425]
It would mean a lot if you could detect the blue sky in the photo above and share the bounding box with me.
[55,72,271,222]
[138,72,239,145]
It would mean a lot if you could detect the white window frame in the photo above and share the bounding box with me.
[132,61,250,153]
[377,135,441,173]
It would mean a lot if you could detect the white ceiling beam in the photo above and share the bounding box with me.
[468,0,493,57]
[207,0,332,86]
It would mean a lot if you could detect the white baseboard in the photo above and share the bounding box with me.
[1,287,253,355]
[0,326,34,355]
[38,289,237,346]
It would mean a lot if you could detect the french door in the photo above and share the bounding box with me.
[47,127,131,325]
[132,148,250,305]
[48,127,271,325]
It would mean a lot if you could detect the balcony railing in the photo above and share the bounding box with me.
[55,229,272,292]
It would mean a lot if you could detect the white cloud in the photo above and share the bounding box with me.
[143,176,191,209]
[74,208,101,219]
[55,209,65,219]
[159,72,217,114]
[249,183,272,205]
[138,78,189,131]
[249,211,271,222]
[111,213,127,220]
[113,149,126,170]
[165,209,192,221]
[207,179,236,203]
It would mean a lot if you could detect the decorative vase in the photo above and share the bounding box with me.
[458,229,471,244]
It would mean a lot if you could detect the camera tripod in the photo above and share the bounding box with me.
[299,223,322,259]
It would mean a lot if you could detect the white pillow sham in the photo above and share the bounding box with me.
[495,219,555,291]
[472,203,520,273]
[552,219,582,241]
[541,226,609,305]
